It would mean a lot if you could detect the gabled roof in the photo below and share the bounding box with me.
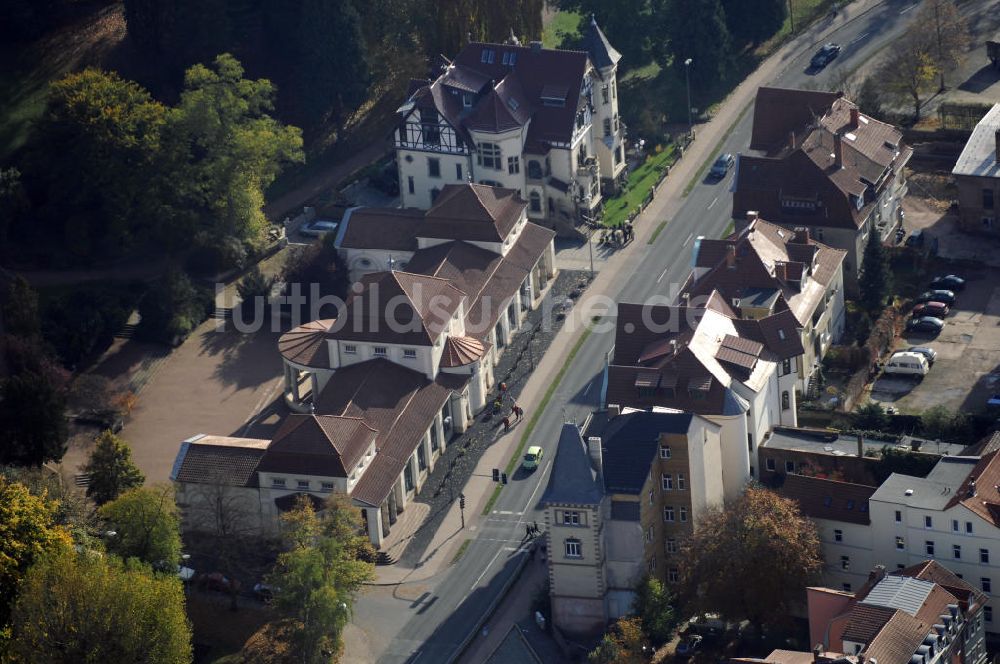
[465,74,531,132]
[952,103,1000,178]
[421,184,526,242]
[582,15,622,70]
[542,423,603,505]
[946,449,1000,526]
[750,87,842,153]
[171,435,270,487]
[336,207,422,251]
[257,414,377,478]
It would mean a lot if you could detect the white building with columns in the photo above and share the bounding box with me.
[172,184,556,548]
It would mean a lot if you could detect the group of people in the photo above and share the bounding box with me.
[600,221,635,247]
[497,382,525,433]
[525,521,541,539]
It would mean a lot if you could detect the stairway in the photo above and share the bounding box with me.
[374,551,397,566]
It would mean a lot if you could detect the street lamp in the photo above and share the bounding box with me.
[684,58,693,138]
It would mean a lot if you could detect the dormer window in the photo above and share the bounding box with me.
[462,93,473,108]
[501,51,517,66]
[481,48,495,64]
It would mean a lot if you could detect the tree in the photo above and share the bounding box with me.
[281,234,351,320]
[0,477,73,621]
[98,485,182,570]
[237,266,277,316]
[136,268,214,344]
[722,0,786,45]
[913,0,969,91]
[0,371,69,466]
[664,0,732,83]
[588,616,648,664]
[122,0,230,74]
[677,485,822,627]
[633,575,677,647]
[165,54,304,245]
[266,495,374,662]
[6,548,192,664]
[83,431,146,506]
[859,230,891,313]
[853,401,890,431]
[875,38,938,122]
[2,275,41,339]
[0,168,29,255]
[855,76,884,120]
[872,446,939,484]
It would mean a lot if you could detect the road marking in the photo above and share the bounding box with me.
[494,510,518,515]
[656,267,669,283]
[470,546,520,591]
[683,233,693,247]
[583,379,595,397]
[707,197,719,210]
[899,3,916,13]
[849,32,870,45]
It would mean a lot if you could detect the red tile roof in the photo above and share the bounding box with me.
[945,450,1000,526]
[256,414,377,478]
[750,87,843,154]
[440,336,488,367]
[278,319,334,368]
[420,184,526,242]
[172,436,269,487]
[337,208,422,251]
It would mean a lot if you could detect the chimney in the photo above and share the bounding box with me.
[813,645,823,664]
[746,210,759,225]
[608,403,621,418]
[850,107,860,128]
[868,565,886,584]
[530,40,543,52]
[947,604,959,618]
[587,436,604,482]
[681,292,691,306]
[794,226,811,244]
[834,132,843,168]
[726,243,736,269]
[775,262,787,281]
[857,432,864,458]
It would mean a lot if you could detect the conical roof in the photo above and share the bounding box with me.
[583,15,622,70]
[440,336,487,367]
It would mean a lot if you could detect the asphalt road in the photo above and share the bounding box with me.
[367,3,929,661]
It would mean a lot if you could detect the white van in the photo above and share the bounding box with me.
[885,352,930,377]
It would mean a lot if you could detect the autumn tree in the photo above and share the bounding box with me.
[913,0,969,91]
[6,548,192,663]
[83,430,146,506]
[98,485,182,570]
[876,37,938,122]
[677,485,822,627]
[0,477,73,622]
[588,616,649,664]
[266,495,375,662]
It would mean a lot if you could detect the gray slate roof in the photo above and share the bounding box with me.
[600,411,694,494]
[541,423,602,506]
[861,576,936,617]
[952,104,1000,178]
[871,457,979,510]
[583,15,622,70]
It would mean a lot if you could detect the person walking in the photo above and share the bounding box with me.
[503,416,511,433]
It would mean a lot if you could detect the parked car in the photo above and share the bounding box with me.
[915,290,955,306]
[688,613,727,637]
[523,445,544,470]
[810,43,842,68]
[905,229,925,247]
[709,153,735,179]
[676,635,703,658]
[907,346,938,365]
[300,219,339,237]
[906,316,945,336]
[912,301,949,319]
[885,351,931,376]
[929,274,965,291]
[199,572,241,593]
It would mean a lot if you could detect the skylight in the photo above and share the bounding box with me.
[507,97,519,111]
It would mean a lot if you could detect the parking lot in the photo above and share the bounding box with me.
[870,264,1000,415]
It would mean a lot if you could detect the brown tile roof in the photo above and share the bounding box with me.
[750,87,842,153]
[172,436,270,487]
[278,319,334,368]
[731,310,804,361]
[863,610,929,664]
[330,271,465,346]
[440,336,488,367]
[841,604,897,644]
[337,208,422,251]
[256,414,377,478]
[777,474,876,525]
[945,450,1000,526]
[900,560,989,609]
[465,74,532,132]
[314,359,458,507]
[421,184,526,242]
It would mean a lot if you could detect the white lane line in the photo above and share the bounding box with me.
[470,546,519,592]
[683,233,694,247]
[899,4,916,13]
[707,197,719,210]
[583,380,593,397]
[656,267,669,283]
[849,32,870,45]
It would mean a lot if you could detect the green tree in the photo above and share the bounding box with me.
[6,548,192,664]
[722,0,786,45]
[83,431,146,506]
[266,495,374,662]
[0,168,29,252]
[859,230,891,313]
[2,276,41,340]
[913,0,969,91]
[633,575,677,647]
[122,0,230,74]
[0,371,69,466]
[98,485,182,570]
[136,268,214,344]
[282,234,351,319]
[677,485,822,627]
[588,616,648,664]
[0,477,73,621]
[664,0,732,83]
[165,54,304,245]
[853,401,890,431]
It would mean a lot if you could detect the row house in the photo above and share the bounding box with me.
[734,87,912,294]
[394,17,626,231]
[683,214,846,399]
[172,184,556,549]
[543,410,723,638]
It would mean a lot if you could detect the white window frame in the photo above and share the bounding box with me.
[272,477,286,488]
[663,506,675,522]
[403,348,417,359]
[661,473,673,491]
[344,344,357,355]
[565,538,582,558]
[373,346,387,357]
[660,446,671,459]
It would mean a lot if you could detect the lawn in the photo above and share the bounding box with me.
[602,145,678,228]
[542,10,581,49]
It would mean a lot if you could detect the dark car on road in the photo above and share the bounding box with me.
[811,43,842,68]
[710,153,735,179]
[906,316,945,335]
[915,290,955,306]
[929,275,965,291]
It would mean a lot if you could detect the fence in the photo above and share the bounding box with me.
[620,133,696,226]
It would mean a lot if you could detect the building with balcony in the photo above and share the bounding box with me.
[394,17,626,232]
[733,87,912,293]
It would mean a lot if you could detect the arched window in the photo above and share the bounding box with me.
[477,142,501,170]
[782,391,790,410]
[529,191,541,213]
[527,160,543,180]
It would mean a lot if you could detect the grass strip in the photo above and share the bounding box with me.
[648,219,670,245]
[451,538,472,565]
[603,146,678,228]
[481,324,595,515]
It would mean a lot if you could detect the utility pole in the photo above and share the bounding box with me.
[788,0,795,32]
[684,59,693,138]
[588,227,595,277]
[459,493,466,529]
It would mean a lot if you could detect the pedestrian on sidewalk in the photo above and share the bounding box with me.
[533,521,540,536]
[512,403,523,421]
[525,524,531,540]
[502,416,511,433]
[499,381,507,394]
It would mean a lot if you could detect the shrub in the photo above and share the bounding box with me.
[136,270,213,344]
[184,232,247,277]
